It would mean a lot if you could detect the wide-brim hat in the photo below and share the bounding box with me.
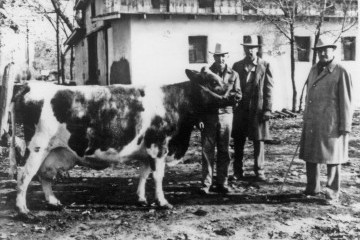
[209,43,228,55]
[241,35,262,47]
[312,37,337,50]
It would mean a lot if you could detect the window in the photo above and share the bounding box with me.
[189,36,208,64]
[295,36,311,62]
[342,37,356,61]
[199,0,213,9]
[151,0,160,9]
[243,4,257,14]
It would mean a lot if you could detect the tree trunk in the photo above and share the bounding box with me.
[290,24,297,112]
[61,51,65,84]
[70,47,74,81]
[56,15,60,84]
[50,0,74,32]
[312,27,321,65]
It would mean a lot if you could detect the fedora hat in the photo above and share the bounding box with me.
[312,37,337,50]
[241,35,262,47]
[209,43,228,55]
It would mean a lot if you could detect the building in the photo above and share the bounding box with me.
[65,0,359,109]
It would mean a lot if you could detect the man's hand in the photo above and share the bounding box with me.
[199,85,210,93]
[228,92,241,104]
[262,111,272,122]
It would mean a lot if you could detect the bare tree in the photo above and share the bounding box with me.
[243,0,307,111]
[243,0,357,112]
[297,0,358,111]
[28,0,74,84]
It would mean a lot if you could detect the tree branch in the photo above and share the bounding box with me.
[50,0,73,32]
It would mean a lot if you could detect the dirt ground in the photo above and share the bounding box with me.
[1,111,360,240]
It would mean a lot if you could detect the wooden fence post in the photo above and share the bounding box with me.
[0,62,17,179]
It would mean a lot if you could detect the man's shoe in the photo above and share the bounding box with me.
[199,187,210,195]
[215,185,234,194]
[229,174,244,182]
[324,187,339,200]
[303,190,321,197]
[255,172,267,181]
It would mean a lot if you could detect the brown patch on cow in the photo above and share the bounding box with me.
[84,86,144,152]
[14,85,44,142]
[51,90,90,157]
[161,83,198,160]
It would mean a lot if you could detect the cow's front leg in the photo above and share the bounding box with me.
[152,157,172,209]
[137,161,151,206]
[16,148,49,215]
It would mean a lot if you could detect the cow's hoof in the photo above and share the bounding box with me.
[157,201,173,209]
[15,212,40,223]
[137,199,149,207]
[46,203,64,211]
[16,205,30,216]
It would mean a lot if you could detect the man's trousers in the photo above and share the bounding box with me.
[202,113,233,188]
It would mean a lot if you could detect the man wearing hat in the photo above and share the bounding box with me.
[199,43,242,194]
[232,35,274,181]
[299,37,353,204]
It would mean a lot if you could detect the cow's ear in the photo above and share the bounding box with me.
[185,69,199,82]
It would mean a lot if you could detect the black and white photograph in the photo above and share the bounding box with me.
[0,0,359,239]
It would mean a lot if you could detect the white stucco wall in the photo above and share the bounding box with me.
[76,10,358,110]
[97,30,108,85]
[73,39,88,85]
[126,15,359,110]
[108,19,132,84]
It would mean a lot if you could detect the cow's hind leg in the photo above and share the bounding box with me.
[38,147,77,208]
[40,178,62,209]
[152,157,172,209]
[16,148,49,215]
[137,160,151,206]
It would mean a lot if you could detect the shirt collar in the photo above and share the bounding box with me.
[317,57,336,73]
[245,57,258,66]
[326,58,336,73]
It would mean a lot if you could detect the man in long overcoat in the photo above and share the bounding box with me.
[299,37,353,203]
[232,35,273,181]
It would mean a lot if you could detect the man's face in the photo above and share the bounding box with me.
[317,47,335,63]
[244,46,258,60]
[213,54,226,69]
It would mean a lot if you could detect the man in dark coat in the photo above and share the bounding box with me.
[299,37,353,204]
[232,35,273,181]
[199,43,242,194]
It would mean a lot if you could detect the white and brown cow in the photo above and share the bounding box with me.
[1,68,227,216]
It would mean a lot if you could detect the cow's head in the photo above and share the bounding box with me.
[186,67,225,94]
[185,67,226,111]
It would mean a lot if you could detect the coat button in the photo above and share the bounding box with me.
[313,84,316,87]
[309,100,312,104]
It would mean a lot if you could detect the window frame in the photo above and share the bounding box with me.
[341,36,356,61]
[294,36,311,62]
[188,36,208,64]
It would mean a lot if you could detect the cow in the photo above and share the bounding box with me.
[1,68,229,216]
